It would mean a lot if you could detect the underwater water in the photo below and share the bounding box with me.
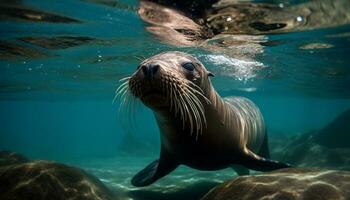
[1,0,350,199]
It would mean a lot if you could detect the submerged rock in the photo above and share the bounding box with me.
[271,109,350,170]
[0,151,29,167]
[313,109,350,148]
[0,160,115,200]
[273,137,350,170]
[202,168,350,200]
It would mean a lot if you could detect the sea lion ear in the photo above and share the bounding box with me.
[208,72,215,77]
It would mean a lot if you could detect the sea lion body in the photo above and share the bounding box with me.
[117,51,289,187]
[156,96,265,171]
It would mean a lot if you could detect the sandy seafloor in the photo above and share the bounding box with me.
[69,154,238,200]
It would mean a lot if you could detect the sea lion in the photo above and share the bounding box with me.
[116,51,290,187]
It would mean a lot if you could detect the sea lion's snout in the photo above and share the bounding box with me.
[140,63,160,80]
[129,60,168,108]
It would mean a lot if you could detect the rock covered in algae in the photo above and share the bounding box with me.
[202,168,350,200]
[0,151,29,167]
[0,160,115,200]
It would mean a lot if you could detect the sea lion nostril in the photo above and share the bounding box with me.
[142,64,160,78]
[141,65,149,77]
[151,64,159,75]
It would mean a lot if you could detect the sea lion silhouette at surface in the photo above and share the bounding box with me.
[116,51,290,187]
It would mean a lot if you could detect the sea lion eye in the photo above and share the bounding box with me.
[182,62,195,71]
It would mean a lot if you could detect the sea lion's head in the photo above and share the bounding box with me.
[116,51,214,136]
[128,51,213,109]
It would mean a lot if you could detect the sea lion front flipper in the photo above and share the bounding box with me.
[131,149,178,187]
[242,149,291,172]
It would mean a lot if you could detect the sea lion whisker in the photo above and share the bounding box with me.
[119,76,131,82]
[186,81,209,101]
[118,89,130,114]
[187,90,206,135]
[119,92,129,116]
[127,93,138,129]
[173,83,183,121]
[168,82,174,113]
[114,82,129,104]
[182,93,194,134]
[174,87,183,126]
[177,87,193,132]
[177,86,186,125]
[118,91,138,131]
[140,55,146,60]
[113,88,122,104]
[183,91,202,137]
[118,96,129,122]
[115,80,128,92]
[170,81,177,115]
[184,83,209,130]
[169,81,175,113]
[115,85,129,102]
[116,83,128,95]
[115,81,129,95]
[175,83,182,118]
[162,77,173,112]
[120,87,132,108]
[185,87,207,131]
[165,78,206,136]
[187,81,211,104]
[182,94,194,135]
[185,86,205,111]
[134,56,143,62]
[183,87,203,119]
[189,95,202,138]
[169,77,177,114]
[182,85,203,137]
[187,80,202,92]
[175,84,184,121]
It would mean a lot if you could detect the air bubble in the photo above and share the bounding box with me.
[296,16,304,22]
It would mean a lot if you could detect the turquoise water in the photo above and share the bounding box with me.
[1,0,350,199]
